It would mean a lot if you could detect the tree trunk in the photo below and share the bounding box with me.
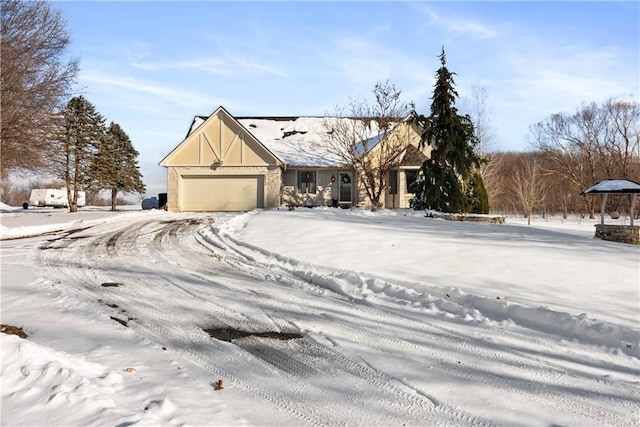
[70,188,78,213]
[69,182,78,213]
[111,188,117,211]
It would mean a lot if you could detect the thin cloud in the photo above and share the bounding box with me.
[80,70,230,110]
[122,40,152,61]
[506,45,637,110]
[414,4,497,39]
[132,58,232,75]
[481,43,638,150]
[132,56,287,77]
[330,35,432,90]
[239,61,288,77]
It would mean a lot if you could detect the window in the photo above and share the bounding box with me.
[389,170,398,195]
[405,170,419,194]
[297,171,316,194]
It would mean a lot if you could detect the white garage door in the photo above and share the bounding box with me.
[181,176,264,211]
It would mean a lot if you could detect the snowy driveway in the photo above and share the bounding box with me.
[2,209,639,426]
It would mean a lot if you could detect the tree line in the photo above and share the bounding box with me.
[1,0,145,211]
[483,97,640,220]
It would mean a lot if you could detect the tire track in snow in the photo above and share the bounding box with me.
[208,211,640,427]
[35,213,489,426]
[36,218,333,425]
[146,216,494,426]
[186,219,505,425]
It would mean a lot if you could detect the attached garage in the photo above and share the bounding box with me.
[180,175,264,211]
[159,106,283,212]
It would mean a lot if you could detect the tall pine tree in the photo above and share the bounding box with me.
[53,96,105,212]
[413,48,482,213]
[91,122,146,210]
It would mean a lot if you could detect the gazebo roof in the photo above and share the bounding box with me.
[581,179,640,195]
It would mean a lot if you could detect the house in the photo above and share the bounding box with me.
[159,106,430,212]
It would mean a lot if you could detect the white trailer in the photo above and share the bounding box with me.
[24,188,86,209]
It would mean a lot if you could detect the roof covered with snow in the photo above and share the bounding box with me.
[188,114,383,167]
[581,179,640,194]
[238,117,346,167]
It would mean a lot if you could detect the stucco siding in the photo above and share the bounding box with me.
[362,120,429,209]
[282,169,355,207]
[166,167,180,212]
[384,168,420,209]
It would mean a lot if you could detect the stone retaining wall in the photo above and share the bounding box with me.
[594,224,640,244]
[428,212,506,224]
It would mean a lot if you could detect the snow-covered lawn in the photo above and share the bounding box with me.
[1,205,638,426]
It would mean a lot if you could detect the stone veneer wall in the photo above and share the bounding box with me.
[594,224,640,244]
[427,212,506,224]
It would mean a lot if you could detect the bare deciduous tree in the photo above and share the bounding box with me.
[479,152,505,209]
[511,154,549,225]
[321,80,412,209]
[529,112,593,194]
[602,98,640,180]
[1,0,78,177]
[528,98,640,217]
[461,85,498,157]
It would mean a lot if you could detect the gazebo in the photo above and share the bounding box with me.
[581,179,640,244]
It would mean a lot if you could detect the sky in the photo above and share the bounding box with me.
[52,1,640,198]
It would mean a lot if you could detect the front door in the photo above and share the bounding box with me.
[339,172,352,204]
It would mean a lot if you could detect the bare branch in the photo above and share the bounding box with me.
[1,0,79,177]
[510,154,550,224]
[320,80,412,208]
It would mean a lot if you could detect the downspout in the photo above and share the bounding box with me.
[392,169,397,209]
[280,162,287,207]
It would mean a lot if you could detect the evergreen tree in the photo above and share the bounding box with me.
[413,48,482,213]
[53,96,105,212]
[91,122,146,210]
[467,171,489,214]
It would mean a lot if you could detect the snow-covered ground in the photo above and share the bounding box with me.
[1,204,639,426]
